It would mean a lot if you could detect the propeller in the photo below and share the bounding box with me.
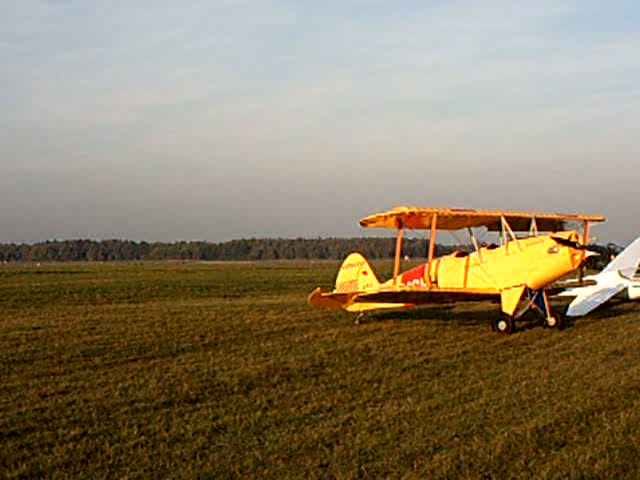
[551,235,606,283]
[550,236,607,254]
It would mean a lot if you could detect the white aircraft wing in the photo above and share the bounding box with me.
[566,283,626,317]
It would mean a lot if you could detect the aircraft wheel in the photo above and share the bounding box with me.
[493,314,515,335]
[545,311,564,330]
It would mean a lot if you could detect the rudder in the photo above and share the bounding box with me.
[335,253,379,293]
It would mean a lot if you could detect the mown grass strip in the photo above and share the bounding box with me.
[1,261,639,478]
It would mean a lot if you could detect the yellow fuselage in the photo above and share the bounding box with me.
[387,231,583,293]
[307,231,587,315]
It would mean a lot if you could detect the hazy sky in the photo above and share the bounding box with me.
[2,1,639,244]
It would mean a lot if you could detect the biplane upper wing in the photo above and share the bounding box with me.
[359,206,605,232]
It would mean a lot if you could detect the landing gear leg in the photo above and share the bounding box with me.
[354,312,366,325]
[531,289,564,330]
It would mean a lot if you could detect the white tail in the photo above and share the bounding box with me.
[602,236,640,276]
[566,235,640,316]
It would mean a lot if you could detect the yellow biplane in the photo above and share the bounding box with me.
[308,206,605,333]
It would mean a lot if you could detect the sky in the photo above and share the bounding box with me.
[1,1,639,244]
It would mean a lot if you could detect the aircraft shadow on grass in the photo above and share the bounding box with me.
[367,298,635,334]
[369,303,518,329]
[368,300,634,332]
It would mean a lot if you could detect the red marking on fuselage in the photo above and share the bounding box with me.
[401,264,427,287]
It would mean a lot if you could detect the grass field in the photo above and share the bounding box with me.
[2,260,640,479]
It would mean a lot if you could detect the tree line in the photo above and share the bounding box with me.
[0,238,450,262]
[0,238,621,269]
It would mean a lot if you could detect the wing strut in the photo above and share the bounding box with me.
[393,220,403,285]
[426,213,438,287]
[579,220,591,283]
[501,215,522,253]
[467,227,483,263]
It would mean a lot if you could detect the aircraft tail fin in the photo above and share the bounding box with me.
[334,252,380,293]
[602,236,640,277]
[307,253,380,310]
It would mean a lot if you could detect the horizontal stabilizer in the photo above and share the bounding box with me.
[307,287,410,312]
[307,288,352,309]
[566,283,626,317]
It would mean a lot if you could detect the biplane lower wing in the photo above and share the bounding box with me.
[308,286,498,313]
[353,287,498,305]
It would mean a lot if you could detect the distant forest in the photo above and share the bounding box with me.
[0,238,622,270]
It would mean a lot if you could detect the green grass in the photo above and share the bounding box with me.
[2,260,640,479]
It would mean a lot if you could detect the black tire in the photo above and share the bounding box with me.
[493,313,515,335]
[544,309,565,330]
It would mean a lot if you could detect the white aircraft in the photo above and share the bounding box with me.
[559,236,640,316]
